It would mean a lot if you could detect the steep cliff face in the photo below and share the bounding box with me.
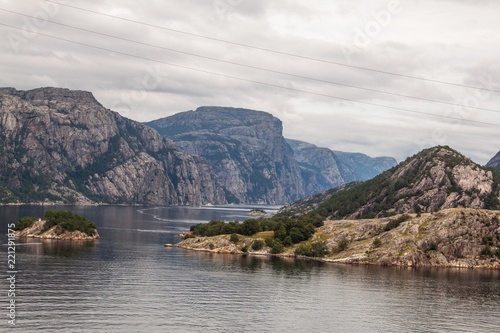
[0,87,227,205]
[146,107,304,204]
[287,139,397,195]
[487,151,500,170]
[282,146,500,219]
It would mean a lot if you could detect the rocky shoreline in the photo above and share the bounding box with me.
[176,208,500,269]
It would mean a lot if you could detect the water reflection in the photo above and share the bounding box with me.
[16,238,97,257]
[1,205,499,333]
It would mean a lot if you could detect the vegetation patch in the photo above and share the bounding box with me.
[229,233,239,243]
[42,210,97,236]
[294,240,329,258]
[14,216,37,231]
[426,242,438,252]
[332,238,349,254]
[270,239,284,254]
[372,237,382,248]
[251,239,265,251]
[190,213,324,247]
[384,214,411,231]
[481,245,492,256]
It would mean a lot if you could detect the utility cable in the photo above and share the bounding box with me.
[45,0,500,93]
[1,22,499,128]
[1,8,498,115]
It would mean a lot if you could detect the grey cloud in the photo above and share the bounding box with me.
[0,0,499,164]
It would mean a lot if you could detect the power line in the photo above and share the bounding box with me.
[2,7,499,115]
[1,22,499,128]
[46,0,500,94]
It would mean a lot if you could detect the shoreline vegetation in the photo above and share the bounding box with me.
[14,210,99,240]
[176,208,500,269]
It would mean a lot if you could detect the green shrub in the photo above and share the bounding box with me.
[240,219,262,236]
[333,238,349,253]
[372,238,382,248]
[271,239,284,254]
[295,241,329,257]
[209,243,215,250]
[481,245,492,256]
[251,239,265,251]
[295,242,313,256]
[241,245,248,253]
[14,216,37,231]
[230,233,239,243]
[384,214,410,231]
[274,225,287,241]
[482,236,494,246]
[311,240,329,257]
[427,242,438,252]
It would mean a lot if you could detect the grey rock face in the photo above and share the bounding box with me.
[146,107,304,204]
[0,87,227,205]
[486,151,500,170]
[287,139,397,195]
[383,147,497,215]
[282,146,500,219]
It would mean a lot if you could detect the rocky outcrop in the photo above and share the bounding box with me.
[486,151,500,170]
[316,209,500,268]
[282,146,500,219]
[15,219,100,240]
[146,107,304,204]
[287,139,396,195]
[0,87,227,205]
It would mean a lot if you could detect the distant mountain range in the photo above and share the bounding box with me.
[5,87,496,208]
[286,139,396,196]
[145,106,397,204]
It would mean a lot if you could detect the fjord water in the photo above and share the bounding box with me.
[2,206,500,333]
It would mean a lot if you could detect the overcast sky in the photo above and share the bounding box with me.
[1,0,500,163]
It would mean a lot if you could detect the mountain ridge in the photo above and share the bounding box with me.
[146,107,397,204]
[146,106,304,204]
[281,146,500,219]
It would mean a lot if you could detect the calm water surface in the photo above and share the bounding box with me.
[1,205,499,333]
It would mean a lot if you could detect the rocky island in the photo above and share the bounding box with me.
[15,210,99,240]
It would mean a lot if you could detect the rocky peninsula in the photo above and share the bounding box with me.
[176,209,500,269]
